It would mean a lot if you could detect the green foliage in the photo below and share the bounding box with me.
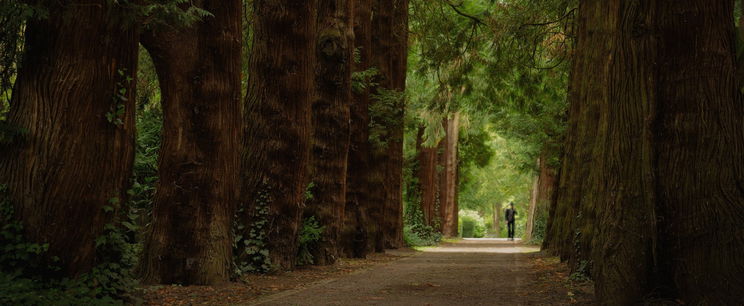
[351,67,379,94]
[403,224,442,247]
[369,88,405,150]
[529,209,548,244]
[0,185,140,305]
[569,260,591,282]
[459,210,486,238]
[234,186,272,275]
[296,216,324,266]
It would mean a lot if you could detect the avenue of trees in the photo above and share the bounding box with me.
[1,0,743,305]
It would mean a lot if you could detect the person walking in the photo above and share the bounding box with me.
[505,202,517,241]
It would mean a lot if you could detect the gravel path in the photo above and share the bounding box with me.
[250,238,555,306]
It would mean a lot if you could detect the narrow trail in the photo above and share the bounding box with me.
[251,239,585,305]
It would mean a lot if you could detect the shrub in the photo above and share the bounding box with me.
[403,223,442,247]
[459,210,487,238]
[296,216,324,266]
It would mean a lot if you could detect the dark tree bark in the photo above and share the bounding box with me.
[138,0,242,285]
[0,1,138,277]
[367,0,394,252]
[241,0,318,271]
[341,0,374,258]
[545,1,744,304]
[381,0,408,249]
[305,0,353,265]
[655,1,744,303]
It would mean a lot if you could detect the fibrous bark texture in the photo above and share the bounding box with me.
[0,1,138,277]
[242,0,318,270]
[342,0,374,258]
[415,127,439,226]
[440,113,460,237]
[306,0,353,265]
[381,0,408,248]
[545,1,744,304]
[139,0,242,285]
[524,156,556,241]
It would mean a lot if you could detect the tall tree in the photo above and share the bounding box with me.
[342,0,375,258]
[305,0,354,265]
[546,0,744,304]
[524,156,555,241]
[241,0,318,270]
[440,112,460,236]
[0,1,138,277]
[138,0,242,285]
[381,0,408,249]
[414,127,440,226]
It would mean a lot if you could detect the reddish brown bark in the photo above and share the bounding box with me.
[415,127,439,226]
[381,0,408,249]
[440,113,460,237]
[0,1,138,277]
[367,0,394,252]
[138,0,242,285]
[242,0,317,270]
[341,0,375,258]
[524,156,556,241]
[545,1,744,304]
[305,0,354,265]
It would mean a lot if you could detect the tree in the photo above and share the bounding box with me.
[342,0,375,258]
[241,0,318,270]
[380,0,408,249]
[138,0,242,285]
[0,1,139,277]
[305,0,353,265]
[524,156,555,241]
[439,113,460,236]
[545,1,744,304]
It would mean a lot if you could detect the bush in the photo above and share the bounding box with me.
[459,210,487,238]
[296,216,324,266]
[403,223,442,247]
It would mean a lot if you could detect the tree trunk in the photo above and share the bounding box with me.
[368,0,394,252]
[546,1,744,304]
[0,1,138,277]
[380,0,408,249]
[305,0,353,265]
[342,0,374,258]
[440,112,460,237]
[415,127,439,226]
[492,202,500,238]
[524,168,540,241]
[655,1,744,303]
[525,156,556,241]
[138,0,242,285]
[242,0,317,270]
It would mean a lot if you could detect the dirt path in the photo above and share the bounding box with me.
[250,238,593,305]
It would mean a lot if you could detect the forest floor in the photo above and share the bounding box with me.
[141,239,594,305]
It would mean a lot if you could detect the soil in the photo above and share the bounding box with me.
[141,239,594,305]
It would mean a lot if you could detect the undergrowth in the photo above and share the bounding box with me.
[0,185,140,305]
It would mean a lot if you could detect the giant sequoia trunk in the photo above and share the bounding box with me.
[242,0,317,270]
[545,1,744,304]
[367,0,394,251]
[0,1,138,277]
[342,0,375,258]
[440,113,460,237]
[415,127,439,226]
[305,0,353,265]
[138,0,242,285]
[654,2,744,303]
[524,156,556,241]
[381,0,408,249]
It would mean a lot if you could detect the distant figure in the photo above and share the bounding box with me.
[505,202,517,241]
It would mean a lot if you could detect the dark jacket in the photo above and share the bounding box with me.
[505,208,517,223]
